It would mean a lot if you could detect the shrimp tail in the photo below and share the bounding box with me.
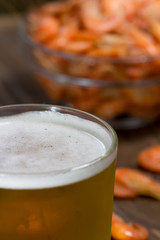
[114,178,138,199]
[147,182,160,200]
[112,212,149,240]
[115,168,160,200]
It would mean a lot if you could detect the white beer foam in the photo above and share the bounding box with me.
[0,111,116,189]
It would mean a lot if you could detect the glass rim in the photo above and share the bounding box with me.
[0,104,118,177]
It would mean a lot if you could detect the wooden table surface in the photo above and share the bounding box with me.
[0,14,160,239]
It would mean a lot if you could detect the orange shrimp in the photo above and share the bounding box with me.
[80,0,121,34]
[138,145,160,173]
[112,212,149,240]
[63,40,92,53]
[115,168,160,200]
[114,178,138,199]
[147,18,160,42]
[95,98,128,119]
[100,0,136,20]
[48,19,79,49]
[140,0,160,20]
[128,27,160,56]
[32,16,60,43]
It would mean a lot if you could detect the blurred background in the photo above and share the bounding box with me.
[0,0,53,13]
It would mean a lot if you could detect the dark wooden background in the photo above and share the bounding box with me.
[0,15,160,239]
[0,0,51,13]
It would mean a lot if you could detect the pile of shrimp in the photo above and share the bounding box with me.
[26,0,160,120]
[112,144,160,240]
[28,0,160,57]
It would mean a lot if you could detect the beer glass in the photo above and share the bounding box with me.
[0,104,117,240]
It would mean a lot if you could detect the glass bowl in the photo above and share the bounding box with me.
[19,4,160,130]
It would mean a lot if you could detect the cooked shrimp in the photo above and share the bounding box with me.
[53,28,75,49]
[63,40,92,53]
[114,178,138,199]
[101,0,136,20]
[147,18,160,42]
[31,16,60,42]
[138,145,160,173]
[112,212,149,240]
[96,98,128,119]
[140,0,160,20]
[80,0,121,34]
[128,27,160,56]
[115,168,160,200]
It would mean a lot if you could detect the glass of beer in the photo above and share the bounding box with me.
[0,104,117,240]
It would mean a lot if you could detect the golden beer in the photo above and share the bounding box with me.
[0,105,117,240]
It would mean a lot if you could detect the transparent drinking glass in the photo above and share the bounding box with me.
[0,104,117,240]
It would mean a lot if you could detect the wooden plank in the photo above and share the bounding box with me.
[0,14,20,29]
